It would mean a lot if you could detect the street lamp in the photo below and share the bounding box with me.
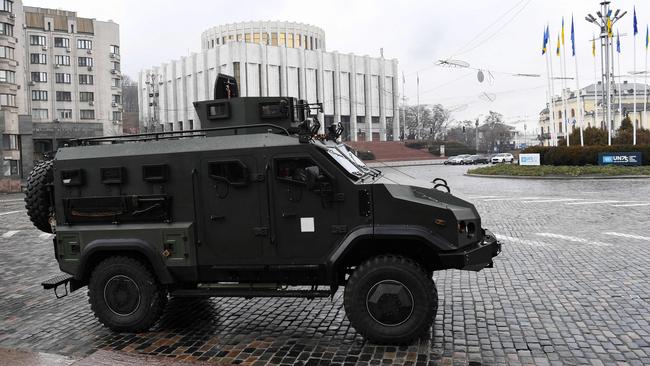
[585,1,627,146]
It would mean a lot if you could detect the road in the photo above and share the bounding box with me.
[0,165,649,365]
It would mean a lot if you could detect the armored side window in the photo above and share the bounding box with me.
[259,101,289,119]
[208,161,249,186]
[206,101,230,120]
[275,157,331,191]
[61,169,84,186]
[142,164,168,183]
[100,167,125,185]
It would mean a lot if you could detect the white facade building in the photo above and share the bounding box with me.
[139,21,400,141]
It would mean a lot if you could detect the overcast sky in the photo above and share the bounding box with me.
[24,0,650,132]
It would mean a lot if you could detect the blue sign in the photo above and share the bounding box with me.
[598,152,642,166]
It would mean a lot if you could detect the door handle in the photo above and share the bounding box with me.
[282,212,296,218]
[210,215,225,221]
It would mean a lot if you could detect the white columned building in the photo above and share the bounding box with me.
[139,21,401,142]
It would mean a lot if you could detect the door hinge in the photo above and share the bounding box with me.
[253,226,269,236]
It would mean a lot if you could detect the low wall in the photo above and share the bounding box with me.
[0,178,22,193]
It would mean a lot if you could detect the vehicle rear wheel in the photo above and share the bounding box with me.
[344,255,438,344]
[24,160,54,233]
[88,256,167,332]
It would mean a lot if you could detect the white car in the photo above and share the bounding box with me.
[491,153,515,164]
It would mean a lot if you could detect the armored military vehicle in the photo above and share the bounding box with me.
[27,74,501,344]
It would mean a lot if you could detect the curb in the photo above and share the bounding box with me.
[465,173,650,180]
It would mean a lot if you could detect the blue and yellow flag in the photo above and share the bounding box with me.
[634,6,638,36]
[616,30,621,53]
[647,25,649,49]
[607,17,613,38]
[571,16,575,56]
[542,26,547,55]
[561,17,565,46]
[556,34,560,56]
[592,34,596,57]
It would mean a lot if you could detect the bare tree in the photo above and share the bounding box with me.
[404,104,450,140]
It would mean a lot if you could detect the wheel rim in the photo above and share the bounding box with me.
[366,280,414,327]
[103,275,141,316]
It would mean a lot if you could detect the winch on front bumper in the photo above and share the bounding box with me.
[439,229,501,271]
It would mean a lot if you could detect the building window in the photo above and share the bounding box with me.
[279,32,286,46]
[177,121,183,130]
[55,73,71,84]
[112,94,121,104]
[168,122,174,131]
[233,62,240,89]
[57,109,72,119]
[111,61,120,71]
[2,134,18,150]
[558,122,563,133]
[571,108,575,118]
[56,91,72,101]
[287,33,294,48]
[262,33,269,45]
[30,53,47,64]
[30,71,46,83]
[79,92,94,102]
[78,57,93,67]
[54,55,70,66]
[30,35,47,46]
[111,78,121,87]
[271,32,278,46]
[79,74,94,85]
[3,159,19,176]
[32,108,48,120]
[0,69,15,83]
[31,90,48,101]
[1,0,13,12]
[189,119,194,130]
[0,93,15,106]
[309,36,313,50]
[304,35,308,49]
[0,23,13,37]
[0,46,14,59]
[110,45,119,55]
[54,37,69,48]
[112,111,122,121]
[296,34,301,48]
[80,109,95,119]
[253,33,260,44]
[77,39,92,49]
[245,33,251,43]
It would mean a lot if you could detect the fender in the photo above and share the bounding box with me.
[327,224,457,269]
[76,238,174,285]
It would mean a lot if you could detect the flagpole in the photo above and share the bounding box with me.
[548,50,558,146]
[572,16,584,146]
[617,43,623,134]
[593,34,599,132]
[633,12,638,145]
[561,20,570,146]
[645,27,649,130]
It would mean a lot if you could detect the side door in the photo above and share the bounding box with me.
[266,153,342,263]
[198,155,264,268]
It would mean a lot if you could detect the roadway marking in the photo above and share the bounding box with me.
[0,210,24,216]
[39,233,55,239]
[611,203,650,207]
[522,198,584,203]
[494,233,549,247]
[465,195,504,199]
[483,196,545,202]
[604,232,650,241]
[565,201,621,205]
[535,232,610,246]
[0,199,24,203]
[2,230,19,238]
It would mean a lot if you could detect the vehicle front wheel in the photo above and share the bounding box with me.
[88,256,167,333]
[344,255,438,344]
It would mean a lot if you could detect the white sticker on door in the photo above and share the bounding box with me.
[300,217,315,232]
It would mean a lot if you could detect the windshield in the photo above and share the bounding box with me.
[325,146,366,178]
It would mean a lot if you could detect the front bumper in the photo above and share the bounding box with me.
[439,229,501,271]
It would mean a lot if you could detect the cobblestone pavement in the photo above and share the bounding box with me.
[1,165,650,365]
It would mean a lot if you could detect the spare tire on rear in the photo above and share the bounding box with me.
[25,160,55,233]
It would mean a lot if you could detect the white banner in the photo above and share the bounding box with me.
[519,153,541,166]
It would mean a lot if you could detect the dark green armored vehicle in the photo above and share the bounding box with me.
[27,74,500,344]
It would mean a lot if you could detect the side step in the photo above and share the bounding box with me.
[171,288,331,299]
[42,273,74,299]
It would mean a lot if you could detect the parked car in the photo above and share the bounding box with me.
[491,153,515,164]
[462,155,489,164]
[443,156,457,165]
[445,154,472,165]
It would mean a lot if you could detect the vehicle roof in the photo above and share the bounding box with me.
[56,133,302,161]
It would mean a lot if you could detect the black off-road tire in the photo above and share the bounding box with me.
[344,255,438,344]
[24,160,54,233]
[88,256,167,333]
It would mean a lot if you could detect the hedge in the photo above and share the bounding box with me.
[522,145,650,166]
[429,141,476,156]
[404,140,428,150]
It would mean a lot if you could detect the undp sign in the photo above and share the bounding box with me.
[519,153,541,166]
[598,152,642,166]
